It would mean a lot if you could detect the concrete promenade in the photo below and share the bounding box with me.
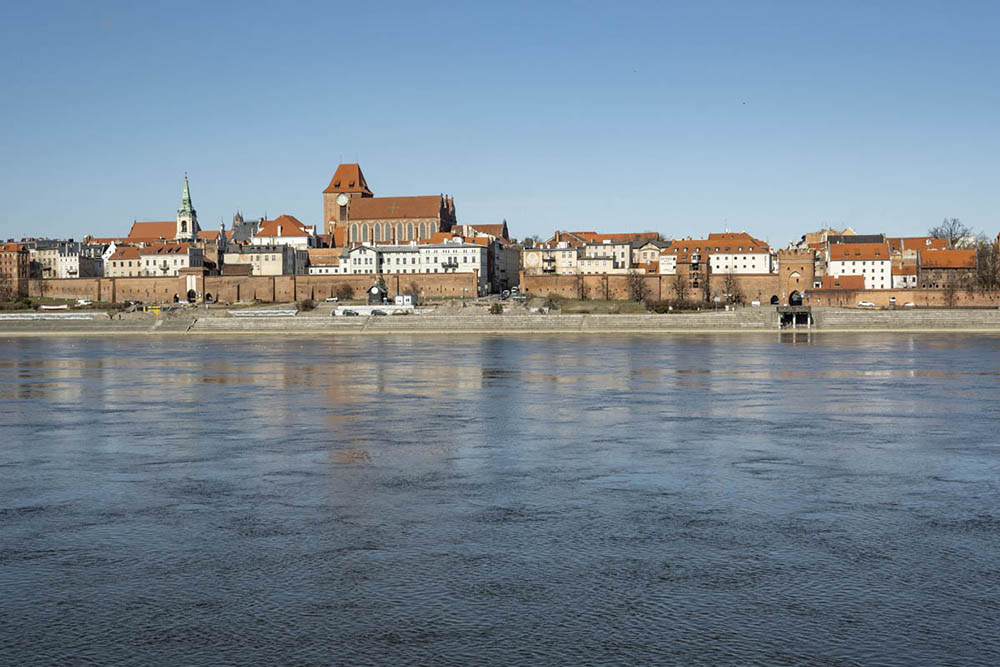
[3,307,1000,336]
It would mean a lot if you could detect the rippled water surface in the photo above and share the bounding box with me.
[2,333,999,665]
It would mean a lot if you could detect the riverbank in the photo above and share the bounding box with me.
[3,307,1000,336]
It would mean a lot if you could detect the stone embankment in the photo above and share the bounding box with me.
[3,307,1000,335]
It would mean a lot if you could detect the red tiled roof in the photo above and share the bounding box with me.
[197,230,222,241]
[323,163,373,195]
[1,243,25,252]
[127,221,175,241]
[893,263,917,275]
[888,237,949,253]
[920,248,976,269]
[110,246,141,260]
[348,196,443,220]
[666,235,770,258]
[308,249,341,265]
[138,243,192,256]
[828,243,890,262]
[254,215,312,238]
[821,275,865,290]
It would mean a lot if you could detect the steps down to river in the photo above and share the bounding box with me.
[813,308,1000,329]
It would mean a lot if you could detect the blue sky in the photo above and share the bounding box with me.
[1,1,997,245]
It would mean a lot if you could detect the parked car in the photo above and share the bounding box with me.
[903,302,916,308]
[371,309,387,316]
[857,301,876,308]
[324,297,339,302]
[341,310,359,317]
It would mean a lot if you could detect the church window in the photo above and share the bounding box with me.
[396,223,404,241]
[407,223,414,240]
[362,226,369,243]
[374,225,381,242]
[419,222,427,239]
[350,224,358,243]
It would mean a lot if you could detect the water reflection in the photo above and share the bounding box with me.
[1,333,1000,666]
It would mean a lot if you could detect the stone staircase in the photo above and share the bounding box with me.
[813,307,1000,329]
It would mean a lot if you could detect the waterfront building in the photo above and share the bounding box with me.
[917,249,977,289]
[138,244,203,277]
[250,215,317,249]
[222,244,307,276]
[322,163,457,246]
[826,243,892,290]
[0,243,30,298]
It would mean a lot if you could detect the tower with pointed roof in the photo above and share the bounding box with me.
[176,175,199,241]
[322,163,374,238]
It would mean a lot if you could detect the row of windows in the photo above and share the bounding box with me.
[350,221,434,243]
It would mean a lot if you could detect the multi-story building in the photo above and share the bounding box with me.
[891,260,918,289]
[250,215,317,249]
[826,243,892,290]
[0,243,30,298]
[307,248,342,275]
[917,249,977,288]
[33,243,105,279]
[138,244,203,277]
[326,240,489,294]
[322,163,457,246]
[222,244,307,276]
[522,243,581,275]
[106,246,143,277]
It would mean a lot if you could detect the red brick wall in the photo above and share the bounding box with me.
[806,288,1000,307]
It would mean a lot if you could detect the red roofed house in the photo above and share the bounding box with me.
[322,163,457,247]
[137,243,203,277]
[917,249,977,289]
[820,275,866,290]
[250,214,317,249]
[826,242,891,289]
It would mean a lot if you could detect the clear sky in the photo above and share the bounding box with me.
[1,1,997,246]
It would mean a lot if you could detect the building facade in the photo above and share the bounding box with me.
[322,163,457,246]
[0,243,30,298]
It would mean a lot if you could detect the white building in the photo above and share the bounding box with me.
[250,214,317,249]
[330,240,489,294]
[138,243,204,277]
[826,243,891,290]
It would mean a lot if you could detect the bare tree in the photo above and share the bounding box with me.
[627,270,650,302]
[974,241,1000,291]
[929,218,974,248]
[671,273,689,301]
[722,270,745,305]
[943,282,958,308]
[574,273,589,300]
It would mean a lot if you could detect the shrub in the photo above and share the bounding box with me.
[489,303,503,315]
[298,298,316,311]
[335,284,354,301]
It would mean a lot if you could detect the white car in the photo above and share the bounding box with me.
[324,297,339,302]
[857,301,876,308]
[903,302,916,308]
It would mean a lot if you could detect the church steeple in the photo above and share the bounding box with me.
[175,174,199,240]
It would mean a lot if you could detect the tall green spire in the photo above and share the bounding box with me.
[178,174,195,216]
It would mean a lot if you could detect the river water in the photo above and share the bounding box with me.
[1,333,999,665]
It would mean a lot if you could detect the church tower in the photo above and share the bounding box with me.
[322,163,374,238]
[176,175,199,241]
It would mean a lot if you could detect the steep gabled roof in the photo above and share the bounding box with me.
[323,163,373,195]
[127,221,175,242]
[254,215,312,238]
[348,196,443,220]
[829,243,891,262]
[919,248,976,269]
